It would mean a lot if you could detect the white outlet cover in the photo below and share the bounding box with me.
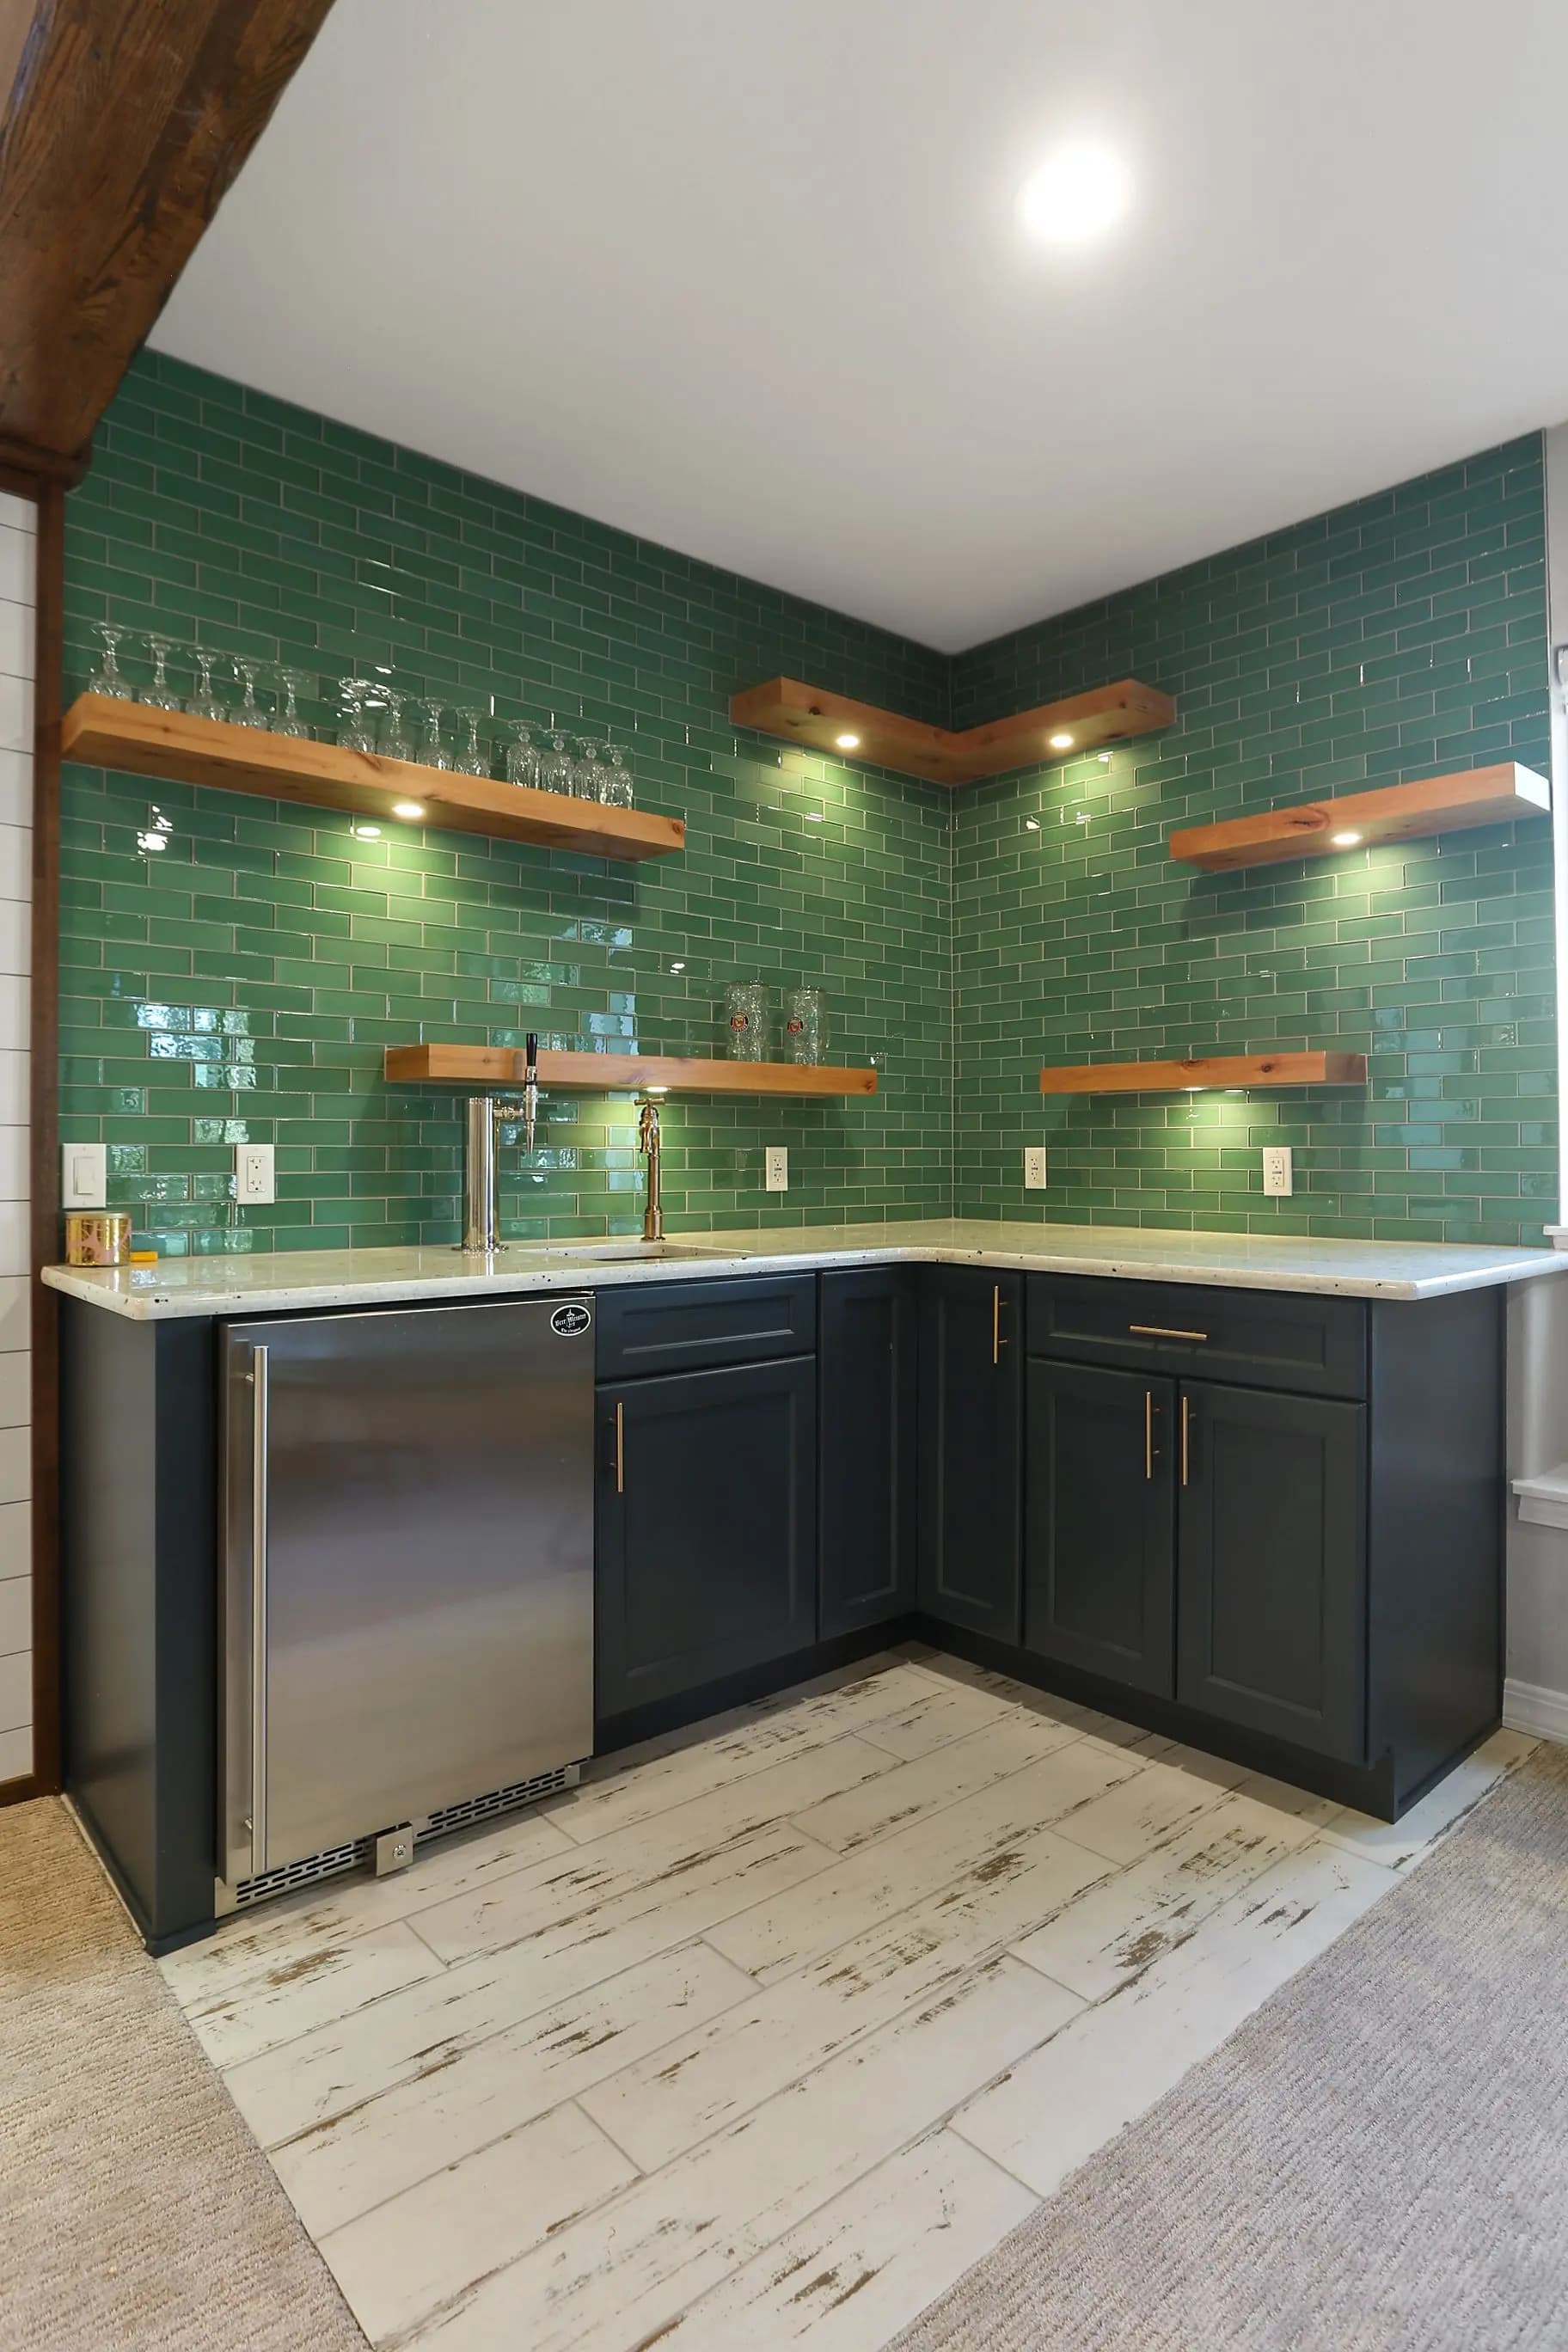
[61,1142,107,1209]
[1024,1147,1048,1189]
[765,1146,788,1191]
[236,1142,276,1204]
[1262,1146,1294,1197]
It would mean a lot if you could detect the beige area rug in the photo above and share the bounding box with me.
[894,1742,1568,2352]
[0,1798,365,2351]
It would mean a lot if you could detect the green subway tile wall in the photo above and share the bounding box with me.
[949,438,1556,1245]
[59,352,955,1253]
[58,358,1555,1254]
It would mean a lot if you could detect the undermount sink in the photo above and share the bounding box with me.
[534,1240,732,1262]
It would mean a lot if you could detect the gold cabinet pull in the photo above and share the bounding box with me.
[1129,1323,1209,1343]
[1144,1388,1153,1481]
[615,1400,624,1495]
[993,1284,1008,1363]
[1180,1394,1191,1487]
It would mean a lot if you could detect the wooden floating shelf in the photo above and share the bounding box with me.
[730,676,1175,787]
[60,695,685,863]
[1169,763,1550,874]
[384,1044,877,1098]
[1039,1052,1368,1096]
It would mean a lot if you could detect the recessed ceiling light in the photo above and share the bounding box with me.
[834,732,861,751]
[351,823,382,840]
[392,800,425,819]
[1049,732,1075,750]
[1018,144,1133,247]
[1332,830,1363,847]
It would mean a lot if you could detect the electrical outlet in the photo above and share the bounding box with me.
[1262,1146,1293,1197]
[61,1142,107,1209]
[764,1146,788,1192]
[236,1143,276,1205]
[1024,1147,1048,1190]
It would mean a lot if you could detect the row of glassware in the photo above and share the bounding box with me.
[724,983,825,1064]
[82,623,638,806]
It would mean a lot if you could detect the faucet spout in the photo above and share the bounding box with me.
[638,1096,665,1243]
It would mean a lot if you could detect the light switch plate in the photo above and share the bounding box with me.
[765,1146,788,1192]
[1024,1147,1048,1190]
[236,1143,276,1204]
[1262,1146,1293,1197]
[61,1142,107,1209]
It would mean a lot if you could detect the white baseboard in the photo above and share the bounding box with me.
[1504,1676,1568,1744]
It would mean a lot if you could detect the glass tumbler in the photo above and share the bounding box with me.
[598,745,634,806]
[723,982,769,1062]
[781,986,825,1064]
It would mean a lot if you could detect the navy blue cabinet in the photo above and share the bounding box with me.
[917,1267,1022,1643]
[596,1356,817,1722]
[818,1268,919,1638]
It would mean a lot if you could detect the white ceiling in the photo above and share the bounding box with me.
[151,0,1568,653]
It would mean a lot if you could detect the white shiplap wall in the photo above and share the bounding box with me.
[0,487,33,1785]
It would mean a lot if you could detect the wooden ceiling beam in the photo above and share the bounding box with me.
[0,0,337,467]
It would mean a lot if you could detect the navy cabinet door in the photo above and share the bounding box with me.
[818,1268,919,1638]
[596,1357,817,1719]
[1025,1360,1176,1697]
[1177,1380,1367,1762]
[917,1267,1022,1642]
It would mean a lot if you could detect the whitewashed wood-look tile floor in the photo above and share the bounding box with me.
[159,1651,1534,2352]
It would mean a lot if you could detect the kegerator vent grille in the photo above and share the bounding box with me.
[234,1835,370,1908]
[421,1761,579,1841]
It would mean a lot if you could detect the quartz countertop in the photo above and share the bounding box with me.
[39,1218,1568,1320]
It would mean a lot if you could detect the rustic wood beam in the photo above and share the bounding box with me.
[0,0,336,465]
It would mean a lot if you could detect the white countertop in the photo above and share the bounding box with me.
[40,1218,1568,1320]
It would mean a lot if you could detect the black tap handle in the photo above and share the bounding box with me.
[524,1032,538,1081]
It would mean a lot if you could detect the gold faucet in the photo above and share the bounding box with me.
[638,1095,665,1242]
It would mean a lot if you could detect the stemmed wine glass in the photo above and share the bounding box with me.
[230,658,269,729]
[379,689,414,763]
[336,679,378,755]
[86,622,135,701]
[505,720,542,790]
[139,634,184,711]
[571,738,603,799]
[453,709,489,777]
[187,649,226,722]
[272,668,315,738]
[416,698,453,769]
[540,732,574,798]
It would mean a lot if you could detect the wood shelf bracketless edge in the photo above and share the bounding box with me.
[1168,763,1551,874]
[1039,1051,1369,1096]
[60,695,686,862]
[384,1044,878,1097]
[729,676,1176,787]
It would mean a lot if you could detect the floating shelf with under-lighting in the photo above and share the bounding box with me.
[1039,1052,1368,1095]
[1168,764,1550,874]
[384,1044,877,1097]
[729,676,1175,787]
[59,695,685,862]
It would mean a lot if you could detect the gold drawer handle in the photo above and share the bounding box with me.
[1144,1388,1153,1481]
[1181,1394,1191,1486]
[615,1400,624,1495]
[1129,1323,1208,1343]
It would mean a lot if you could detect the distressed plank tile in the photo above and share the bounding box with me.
[321,2099,636,2346]
[412,1736,885,1966]
[644,2128,1037,2350]
[179,1922,443,2072]
[852,1681,1017,1761]
[1008,1785,1326,2002]
[579,1827,1097,2167]
[267,1942,756,2233]
[1049,1752,1237,1866]
[1319,1730,1535,1871]
[548,1663,934,1845]
[908,1651,1155,1747]
[222,1821,830,2146]
[711,1738,1144,1983]
[790,1710,1086,1856]
[403,1956,1066,2352]
[160,1808,579,2012]
[953,1836,1390,2196]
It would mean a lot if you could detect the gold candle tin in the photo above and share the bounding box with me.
[65,1212,133,1267]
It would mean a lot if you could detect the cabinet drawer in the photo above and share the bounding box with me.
[1026,1275,1366,1400]
[595,1272,817,1378]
